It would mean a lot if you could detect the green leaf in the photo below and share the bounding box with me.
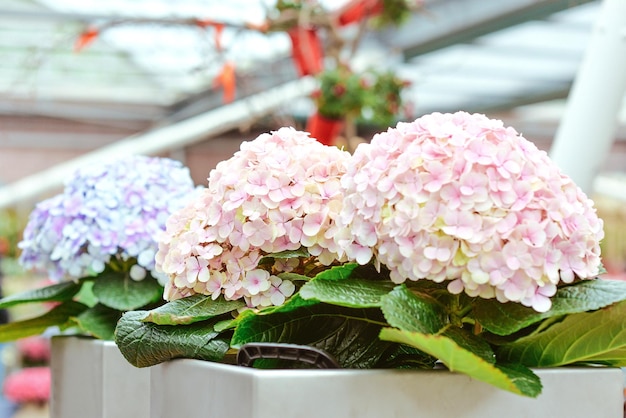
[73,280,98,308]
[214,294,319,334]
[256,293,319,315]
[219,294,315,334]
[73,304,122,340]
[91,272,163,311]
[300,278,395,308]
[576,347,626,366]
[375,344,437,369]
[444,326,496,364]
[298,263,395,308]
[214,318,238,332]
[0,301,89,342]
[142,294,245,325]
[380,285,446,334]
[260,248,310,260]
[231,304,391,368]
[277,272,311,282]
[498,300,626,367]
[474,279,626,336]
[313,263,359,281]
[379,327,542,397]
[114,311,230,368]
[0,281,82,308]
[493,362,544,398]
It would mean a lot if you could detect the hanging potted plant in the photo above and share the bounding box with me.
[306,67,367,145]
[99,118,626,416]
[306,67,409,145]
[362,69,411,127]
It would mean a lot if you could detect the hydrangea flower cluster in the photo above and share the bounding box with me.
[336,111,604,312]
[19,156,198,282]
[156,127,351,306]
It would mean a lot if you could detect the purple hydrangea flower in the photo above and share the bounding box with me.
[19,155,198,282]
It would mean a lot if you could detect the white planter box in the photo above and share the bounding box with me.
[51,337,625,418]
[50,337,151,418]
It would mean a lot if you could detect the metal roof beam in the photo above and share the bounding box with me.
[384,0,597,60]
[0,77,315,209]
[471,86,572,113]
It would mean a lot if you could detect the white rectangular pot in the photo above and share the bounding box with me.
[151,358,624,418]
[51,337,624,418]
[50,337,151,418]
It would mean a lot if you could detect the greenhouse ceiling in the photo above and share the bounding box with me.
[0,0,604,127]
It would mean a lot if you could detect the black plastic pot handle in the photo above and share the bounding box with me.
[236,342,341,369]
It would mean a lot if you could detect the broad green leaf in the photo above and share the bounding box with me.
[260,248,310,261]
[474,279,626,336]
[498,300,626,367]
[375,344,437,369]
[309,263,388,281]
[231,305,391,368]
[92,272,163,311]
[115,311,230,368]
[379,327,542,397]
[142,294,245,325]
[575,347,626,366]
[216,294,319,333]
[313,263,359,281]
[73,280,98,308]
[380,285,446,334]
[0,281,82,308]
[300,278,395,308]
[443,326,496,364]
[277,272,311,282]
[0,301,88,342]
[214,318,238,332]
[493,362,544,398]
[74,304,121,340]
[255,293,319,315]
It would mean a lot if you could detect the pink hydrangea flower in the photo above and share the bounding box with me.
[336,112,604,312]
[156,127,350,307]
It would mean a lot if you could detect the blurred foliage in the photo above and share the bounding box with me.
[312,67,410,126]
[0,208,27,259]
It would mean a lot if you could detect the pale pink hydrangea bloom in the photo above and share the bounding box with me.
[336,112,604,312]
[156,127,351,307]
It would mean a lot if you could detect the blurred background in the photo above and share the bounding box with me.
[0,0,625,416]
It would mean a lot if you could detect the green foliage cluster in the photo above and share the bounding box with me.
[3,256,626,398]
[0,209,27,259]
[0,260,165,341]
[312,67,409,126]
[100,262,626,398]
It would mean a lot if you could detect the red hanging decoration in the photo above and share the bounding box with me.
[195,19,225,51]
[213,62,236,103]
[74,27,99,52]
[306,113,344,146]
[212,23,225,51]
[336,0,384,26]
[288,27,324,77]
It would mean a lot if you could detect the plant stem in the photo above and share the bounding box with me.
[449,294,463,328]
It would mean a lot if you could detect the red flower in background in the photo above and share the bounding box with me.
[3,367,51,405]
[17,337,51,364]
